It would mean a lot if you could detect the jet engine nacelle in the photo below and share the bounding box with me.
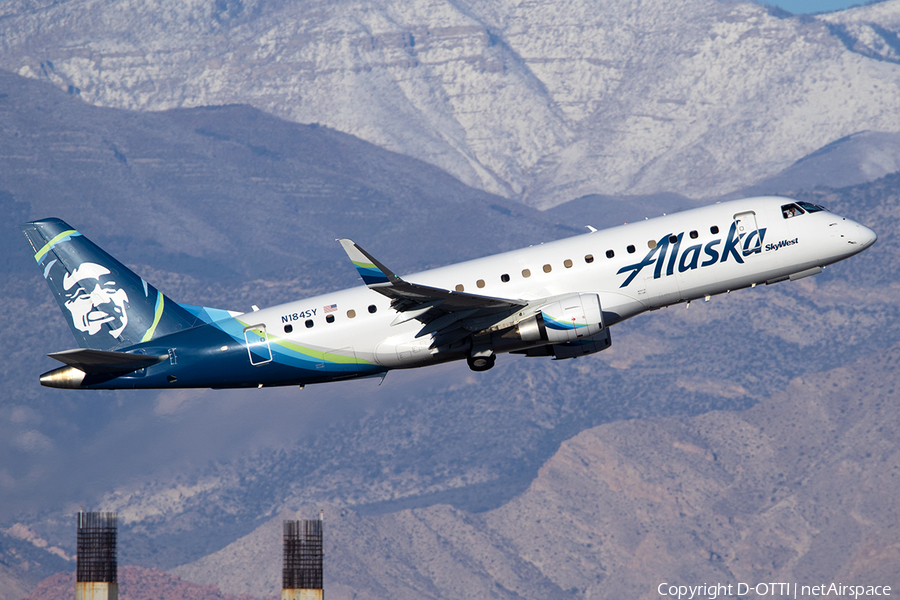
[515,328,612,359]
[517,293,604,343]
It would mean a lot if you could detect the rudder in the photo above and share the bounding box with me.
[21,218,197,351]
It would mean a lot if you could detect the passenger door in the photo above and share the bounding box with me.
[733,211,762,257]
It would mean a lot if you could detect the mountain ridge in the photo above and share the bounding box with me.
[3,41,900,600]
[169,340,900,598]
[3,0,900,206]
[20,566,273,600]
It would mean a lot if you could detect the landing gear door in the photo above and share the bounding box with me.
[244,324,272,366]
[734,211,762,257]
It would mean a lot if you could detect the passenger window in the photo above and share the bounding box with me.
[710,225,719,235]
[476,279,485,288]
[648,240,656,249]
[284,324,293,333]
[585,254,595,263]
[564,259,573,268]
[627,244,635,254]
[455,284,464,292]
[668,235,678,244]
[522,269,531,278]
[605,250,614,259]
[305,319,314,328]
[543,264,552,273]
[690,230,698,239]
[347,309,356,319]
[782,203,806,218]
[368,305,377,314]
[326,314,335,323]
[501,273,510,283]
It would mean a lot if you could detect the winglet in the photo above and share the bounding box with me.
[337,239,403,288]
[336,239,526,314]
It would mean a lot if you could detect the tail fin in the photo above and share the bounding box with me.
[21,218,197,351]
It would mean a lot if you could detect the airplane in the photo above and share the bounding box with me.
[21,196,876,390]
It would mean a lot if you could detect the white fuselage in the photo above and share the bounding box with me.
[234,196,876,370]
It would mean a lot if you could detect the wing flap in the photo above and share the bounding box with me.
[390,300,444,326]
[414,309,478,339]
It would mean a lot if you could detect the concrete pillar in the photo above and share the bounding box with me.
[282,515,323,600]
[76,512,117,600]
[75,582,118,600]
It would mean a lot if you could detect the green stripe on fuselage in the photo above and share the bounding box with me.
[272,339,373,365]
[234,319,373,366]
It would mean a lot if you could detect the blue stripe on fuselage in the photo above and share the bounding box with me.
[76,319,385,390]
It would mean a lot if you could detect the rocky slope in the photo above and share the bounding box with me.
[2,0,900,206]
[821,0,900,62]
[170,340,900,598]
[0,69,573,592]
[22,566,272,600]
[737,130,900,197]
[4,61,900,599]
[19,169,900,595]
[0,525,71,600]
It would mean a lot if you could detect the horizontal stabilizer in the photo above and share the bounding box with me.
[48,348,166,374]
[337,238,399,287]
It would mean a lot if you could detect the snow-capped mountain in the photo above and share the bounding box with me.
[2,0,900,207]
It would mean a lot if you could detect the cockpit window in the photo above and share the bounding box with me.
[781,203,804,219]
[797,201,826,213]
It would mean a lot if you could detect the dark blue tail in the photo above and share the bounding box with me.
[21,218,197,351]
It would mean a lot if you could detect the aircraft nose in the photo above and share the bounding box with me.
[857,223,877,250]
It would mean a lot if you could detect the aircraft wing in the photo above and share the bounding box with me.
[337,239,526,313]
[337,239,528,345]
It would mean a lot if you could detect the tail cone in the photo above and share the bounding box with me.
[40,366,86,389]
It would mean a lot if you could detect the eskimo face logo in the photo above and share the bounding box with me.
[63,263,129,337]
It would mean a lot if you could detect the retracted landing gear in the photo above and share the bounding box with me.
[467,352,496,372]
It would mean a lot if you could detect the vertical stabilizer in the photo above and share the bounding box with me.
[21,218,196,351]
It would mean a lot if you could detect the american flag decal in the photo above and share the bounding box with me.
[323,303,338,313]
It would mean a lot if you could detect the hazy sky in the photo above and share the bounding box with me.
[757,0,872,12]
